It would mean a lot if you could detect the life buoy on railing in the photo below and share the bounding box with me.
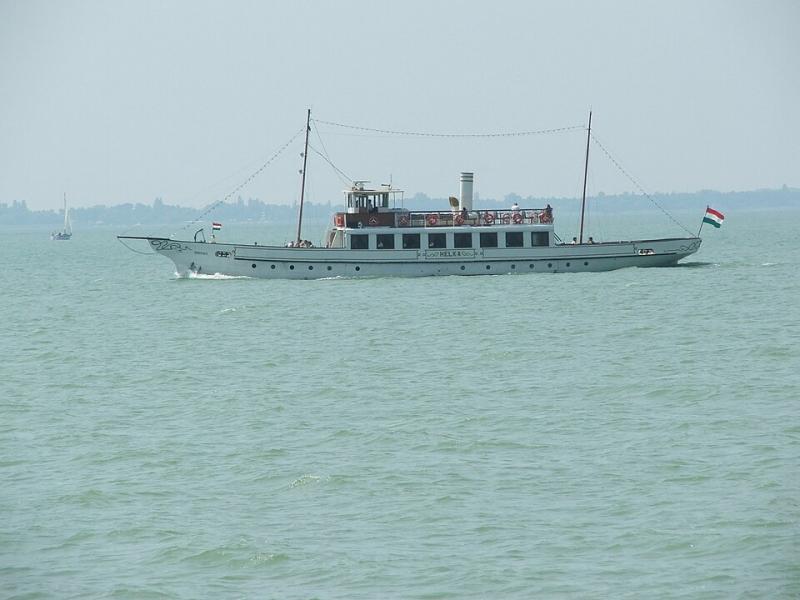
[334,214,344,227]
[484,212,495,224]
[368,216,379,226]
[398,215,410,226]
[512,213,523,224]
[454,214,465,226]
[539,211,551,224]
[427,214,439,226]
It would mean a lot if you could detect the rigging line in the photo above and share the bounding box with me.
[307,143,353,185]
[590,133,696,237]
[314,118,584,138]
[309,118,352,186]
[170,127,305,237]
[117,237,156,255]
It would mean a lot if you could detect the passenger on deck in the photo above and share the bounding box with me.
[571,237,578,244]
[511,202,520,213]
[588,237,595,244]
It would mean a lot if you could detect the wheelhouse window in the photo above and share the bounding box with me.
[480,232,498,248]
[376,234,395,249]
[427,233,446,249]
[505,232,523,247]
[454,232,473,248]
[402,233,420,249]
[531,231,549,247]
[350,234,369,249]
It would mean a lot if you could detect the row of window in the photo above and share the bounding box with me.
[350,231,550,250]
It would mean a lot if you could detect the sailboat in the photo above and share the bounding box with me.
[51,194,72,240]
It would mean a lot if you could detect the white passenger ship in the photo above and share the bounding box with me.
[119,111,702,278]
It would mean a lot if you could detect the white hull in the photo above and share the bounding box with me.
[127,236,702,279]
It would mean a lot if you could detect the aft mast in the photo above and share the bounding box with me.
[296,109,311,245]
[579,110,592,244]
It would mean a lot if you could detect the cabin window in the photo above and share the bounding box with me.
[454,232,472,248]
[428,233,446,249]
[376,234,395,249]
[350,234,369,250]
[402,233,420,249]
[531,231,549,247]
[505,232,523,247]
[480,232,498,248]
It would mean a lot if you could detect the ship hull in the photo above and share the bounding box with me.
[123,236,702,279]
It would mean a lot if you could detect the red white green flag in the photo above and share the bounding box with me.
[703,207,724,228]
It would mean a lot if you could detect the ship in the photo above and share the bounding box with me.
[119,111,702,278]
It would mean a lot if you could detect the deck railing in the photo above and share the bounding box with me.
[398,209,553,227]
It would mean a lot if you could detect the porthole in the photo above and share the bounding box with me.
[547,263,553,268]
[327,266,332,271]
[511,264,516,270]
[308,265,314,270]
[355,266,361,271]
[251,263,256,269]
[460,265,465,271]
[529,264,535,269]
[289,265,295,270]
[566,262,571,267]
[584,261,589,266]
[486,265,491,270]
[270,264,276,269]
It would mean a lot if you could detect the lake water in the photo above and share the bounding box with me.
[2,209,798,598]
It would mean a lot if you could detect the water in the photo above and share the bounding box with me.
[2,210,798,598]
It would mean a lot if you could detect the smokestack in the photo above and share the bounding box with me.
[459,172,474,211]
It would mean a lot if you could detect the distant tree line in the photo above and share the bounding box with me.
[1,187,797,227]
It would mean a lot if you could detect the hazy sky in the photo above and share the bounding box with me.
[1,0,798,211]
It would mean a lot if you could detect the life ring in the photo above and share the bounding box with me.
[540,212,551,224]
[334,214,344,227]
[368,216,379,226]
[502,214,511,224]
[454,214,465,226]
[399,215,409,226]
[427,214,438,226]
[512,213,523,224]
[484,212,495,224]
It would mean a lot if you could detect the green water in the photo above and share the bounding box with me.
[2,210,798,598]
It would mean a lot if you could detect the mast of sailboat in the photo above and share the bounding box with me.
[579,110,592,244]
[63,193,70,233]
[296,108,312,245]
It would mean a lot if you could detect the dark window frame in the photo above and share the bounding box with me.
[402,233,421,249]
[350,234,369,250]
[479,232,498,248]
[505,231,524,248]
[454,232,473,248]
[531,231,549,247]
[427,233,447,249]
[376,233,395,249]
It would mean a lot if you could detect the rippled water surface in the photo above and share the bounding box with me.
[2,210,798,598]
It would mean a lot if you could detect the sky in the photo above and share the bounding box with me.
[1,0,798,211]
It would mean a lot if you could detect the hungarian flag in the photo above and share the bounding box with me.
[212,222,222,231]
[703,208,724,228]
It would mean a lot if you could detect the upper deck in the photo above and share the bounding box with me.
[333,207,553,229]
[335,180,553,229]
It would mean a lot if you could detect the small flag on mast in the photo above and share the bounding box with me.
[212,222,222,231]
[703,208,724,228]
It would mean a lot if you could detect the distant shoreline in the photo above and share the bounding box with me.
[1,187,798,228]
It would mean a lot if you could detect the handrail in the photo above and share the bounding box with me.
[402,208,553,227]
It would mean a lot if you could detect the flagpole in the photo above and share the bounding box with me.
[697,205,707,237]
